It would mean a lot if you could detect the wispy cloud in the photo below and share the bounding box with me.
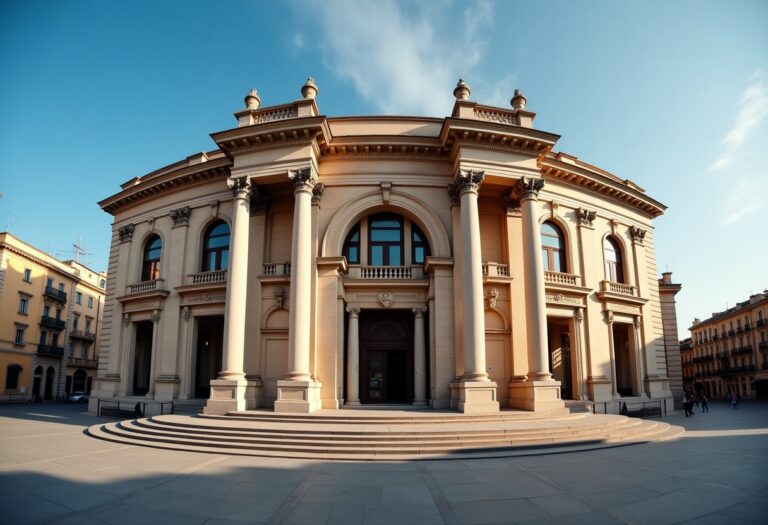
[722,177,763,225]
[709,70,768,171]
[297,0,509,116]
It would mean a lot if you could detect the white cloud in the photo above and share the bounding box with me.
[709,70,768,171]
[298,0,508,116]
[293,33,305,50]
[722,177,763,225]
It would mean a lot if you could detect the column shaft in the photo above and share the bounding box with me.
[519,178,551,380]
[220,177,251,380]
[413,308,427,405]
[607,319,619,397]
[346,307,360,405]
[147,312,159,396]
[287,168,315,380]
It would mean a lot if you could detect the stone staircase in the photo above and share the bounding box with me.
[86,409,683,460]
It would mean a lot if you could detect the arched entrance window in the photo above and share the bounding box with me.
[604,236,624,283]
[541,221,566,272]
[141,235,162,281]
[202,221,230,271]
[369,214,403,266]
[5,364,22,390]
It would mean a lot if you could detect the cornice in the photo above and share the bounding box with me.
[540,155,666,218]
[211,116,331,159]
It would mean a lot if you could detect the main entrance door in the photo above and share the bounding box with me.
[359,310,413,404]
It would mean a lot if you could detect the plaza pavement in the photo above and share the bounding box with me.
[1,401,766,525]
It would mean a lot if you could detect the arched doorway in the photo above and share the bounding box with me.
[72,369,87,392]
[359,310,413,404]
[44,366,55,400]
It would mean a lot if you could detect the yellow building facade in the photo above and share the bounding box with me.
[92,79,683,415]
[689,291,768,399]
[0,233,106,401]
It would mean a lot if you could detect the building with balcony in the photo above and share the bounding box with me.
[689,291,768,399]
[0,232,106,401]
[91,78,682,415]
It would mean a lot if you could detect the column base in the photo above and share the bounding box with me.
[154,375,180,401]
[344,400,361,406]
[508,379,567,413]
[274,379,323,413]
[449,380,500,413]
[412,400,428,407]
[204,379,261,415]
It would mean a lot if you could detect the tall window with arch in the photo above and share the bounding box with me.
[141,235,162,281]
[603,236,625,283]
[342,213,430,267]
[202,221,230,271]
[540,221,566,272]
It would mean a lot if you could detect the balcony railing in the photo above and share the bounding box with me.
[757,319,766,327]
[347,266,426,280]
[745,324,752,331]
[263,262,291,276]
[482,262,510,278]
[692,355,714,363]
[728,329,735,336]
[544,271,581,287]
[67,356,98,369]
[37,344,64,357]
[600,280,637,296]
[70,329,96,341]
[40,315,66,330]
[732,346,753,356]
[190,270,227,285]
[759,341,768,351]
[126,279,164,294]
[43,286,67,302]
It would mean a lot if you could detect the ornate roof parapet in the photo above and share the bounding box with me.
[234,78,319,128]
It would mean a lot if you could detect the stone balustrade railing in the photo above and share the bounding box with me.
[190,270,227,285]
[263,262,292,276]
[473,106,518,125]
[544,271,581,287]
[600,280,637,296]
[126,279,164,294]
[481,262,510,278]
[252,105,298,124]
[347,266,425,280]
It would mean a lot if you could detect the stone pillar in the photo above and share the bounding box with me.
[447,170,498,413]
[573,310,589,401]
[606,312,619,398]
[346,306,361,406]
[508,177,564,413]
[634,317,647,397]
[275,167,322,413]
[146,310,160,397]
[205,176,251,415]
[413,307,428,406]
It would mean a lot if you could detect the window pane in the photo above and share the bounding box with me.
[541,236,561,248]
[371,229,401,242]
[370,218,400,228]
[552,256,562,273]
[220,251,229,270]
[348,247,358,264]
[389,246,401,265]
[371,246,384,266]
[542,250,550,271]
[206,236,229,249]
[414,247,424,264]
[350,232,359,242]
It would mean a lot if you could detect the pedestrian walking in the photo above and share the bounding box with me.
[730,391,738,409]
[683,392,693,417]
[701,394,709,412]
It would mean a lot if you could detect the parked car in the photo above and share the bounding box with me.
[68,391,89,403]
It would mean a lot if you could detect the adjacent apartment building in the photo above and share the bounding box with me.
[92,78,683,415]
[688,291,768,399]
[0,232,107,401]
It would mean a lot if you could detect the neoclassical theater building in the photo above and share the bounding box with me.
[92,78,683,415]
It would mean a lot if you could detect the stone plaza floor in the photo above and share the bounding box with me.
[1,401,766,525]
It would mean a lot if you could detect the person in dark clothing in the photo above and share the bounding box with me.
[134,402,143,418]
[700,394,709,412]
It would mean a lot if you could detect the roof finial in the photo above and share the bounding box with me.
[511,89,527,110]
[453,78,471,101]
[301,77,318,99]
[244,88,261,110]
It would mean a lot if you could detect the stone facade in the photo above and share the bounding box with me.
[91,79,679,415]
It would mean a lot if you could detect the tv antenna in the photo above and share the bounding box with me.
[71,236,93,264]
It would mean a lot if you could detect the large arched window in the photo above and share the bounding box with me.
[412,224,430,265]
[343,224,361,264]
[541,221,566,272]
[5,364,22,390]
[202,221,230,271]
[141,235,162,281]
[604,236,624,283]
[369,214,403,266]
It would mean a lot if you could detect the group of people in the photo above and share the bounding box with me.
[682,391,709,417]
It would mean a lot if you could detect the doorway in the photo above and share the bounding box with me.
[612,323,635,397]
[194,315,224,398]
[132,321,153,396]
[44,366,55,400]
[547,318,573,400]
[359,310,413,404]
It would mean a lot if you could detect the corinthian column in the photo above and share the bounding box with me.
[518,176,550,381]
[204,176,252,415]
[413,307,428,406]
[447,170,498,413]
[219,176,251,381]
[275,167,323,413]
[346,306,361,405]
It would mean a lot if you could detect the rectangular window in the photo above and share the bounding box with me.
[19,297,29,314]
[85,319,92,332]
[47,277,53,289]
[23,268,32,282]
[59,283,65,292]
[73,316,79,330]
[39,331,47,345]
[14,328,24,344]
[43,305,50,317]
[88,296,93,308]
[76,292,82,305]
[55,308,62,320]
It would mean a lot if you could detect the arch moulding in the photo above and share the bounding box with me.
[321,190,451,259]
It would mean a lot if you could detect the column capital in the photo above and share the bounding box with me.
[227,176,252,200]
[118,223,135,243]
[346,306,361,317]
[449,169,485,200]
[515,176,544,200]
[412,306,428,317]
[312,182,325,206]
[288,167,317,192]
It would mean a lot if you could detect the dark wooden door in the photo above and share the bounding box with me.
[360,311,413,404]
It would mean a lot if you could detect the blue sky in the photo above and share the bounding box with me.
[1,0,766,336]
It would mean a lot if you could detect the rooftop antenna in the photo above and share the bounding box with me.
[2,210,15,231]
[71,236,93,265]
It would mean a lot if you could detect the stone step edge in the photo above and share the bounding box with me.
[200,411,583,424]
